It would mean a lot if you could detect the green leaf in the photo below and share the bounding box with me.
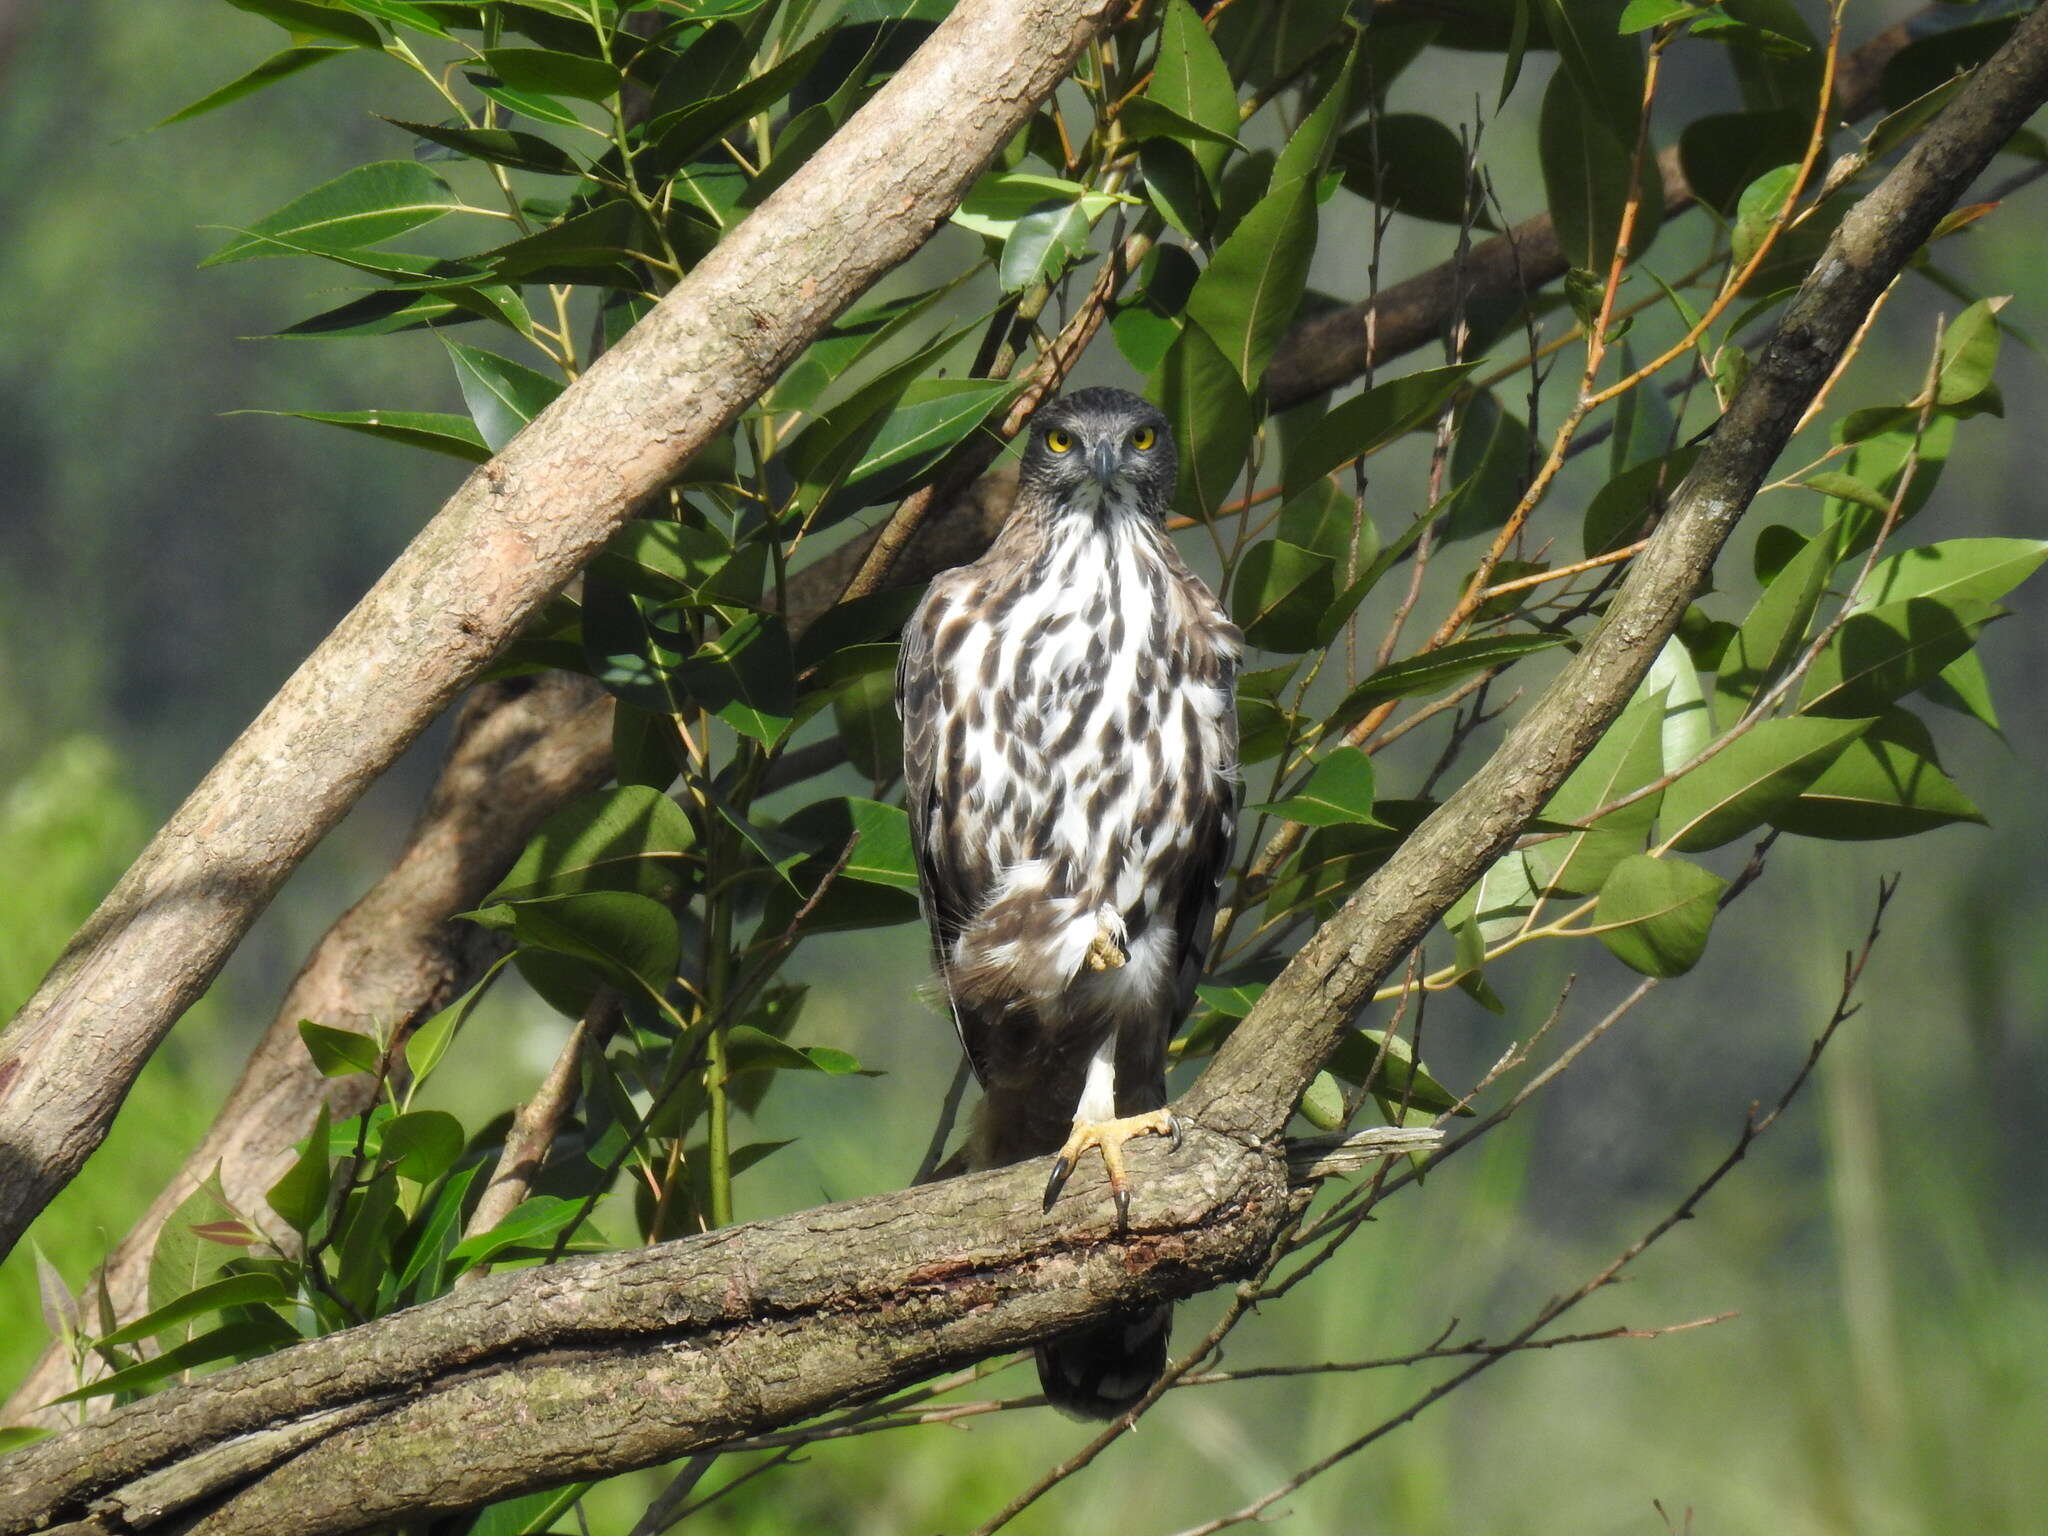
[1714,524,1837,711]
[843,798,920,890]
[504,890,680,1011]
[1282,364,1479,499]
[777,796,922,891]
[1120,97,1246,154]
[949,172,1130,241]
[1194,976,1269,1018]
[677,611,796,744]
[379,1110,466,1185]
[96,1274,290,1351]
[1854,538,2048,612]
[49,1319,297,1405]
[228,409,490,463]
[1539,64,1656,274]
[1277,479,1373,572]
[1800,471,1891,518]
[998,200,1093,292]
[1299,1071,1347,1131]
[1678,108,1810,216]
[489,785,697,907]
[1146,0,1240,183]
[203,161,463,265]
[591,520,735,600]
[1593,854,1726,977]
[0,1429,49,1455]
[1268,48,1352,200]
[267,1102,333,1237]
[1333,114,1494,228]
[1647,635,1712,770]
[1249,747,1386,828]
[1731,163,1799,274]
[833,659,904,783]
[470,80,587,132]
[382,118,583,176]
[298,1019,383,1077]
[444,340,564,453]
[1772,709,1986,840]
[1922,647,1999,733]
[1231,540,1336,653]
[1659,715,1869,851]
[149,1178,243,1321]
[1583,445,1699,556]
[1184,178,1316,390]
[1530,685,1668,896]
[225,0,382,47]
[479,47,622,102]
[1799,597,1997,719]
[1325,1027,1466,1115]
[1158,322,1252,521]
[830,377,1019,513]
[446,1195,589,1272]
[393,1163,481,1300]
[724,1026,868,1076]
[1540,0,1644,140]
[158,46,350,126]
[1619,0,1697,31]
[1333,633,1566,721]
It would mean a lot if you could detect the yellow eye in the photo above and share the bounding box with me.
[1046,428,1075,454]
[1130,425,1157,451]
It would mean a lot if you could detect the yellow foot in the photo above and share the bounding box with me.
[1043,1109,1183,1226]
[1085,926,1127,972]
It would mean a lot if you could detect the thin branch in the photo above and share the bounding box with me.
[1161,884,1894,1536]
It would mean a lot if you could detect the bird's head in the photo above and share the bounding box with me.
[1019,387,1176,521]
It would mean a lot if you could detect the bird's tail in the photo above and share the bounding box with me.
[1035,1302,1172,1421]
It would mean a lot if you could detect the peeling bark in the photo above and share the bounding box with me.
[2,6,2042,1523]
[0,0,1121,1265]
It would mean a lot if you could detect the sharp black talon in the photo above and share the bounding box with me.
[1044,1154,1075,1211]
[1167,1114,1184,1153]
[1112,1184,1131,1229]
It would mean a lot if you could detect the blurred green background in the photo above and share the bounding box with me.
[2,2,2045,1531]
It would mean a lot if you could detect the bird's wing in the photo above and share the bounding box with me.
[1170,641,1243,1030]
[895,570,991,1049]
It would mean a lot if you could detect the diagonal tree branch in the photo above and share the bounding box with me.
[0,0,1124,1266]
[3,7,2043,1524]
[0,0,1949,1421]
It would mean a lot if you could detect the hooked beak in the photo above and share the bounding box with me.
[1087,438,1121,488]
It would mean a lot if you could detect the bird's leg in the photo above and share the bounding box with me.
[1084,907,1127,972]
[1043,1036,1181,1227]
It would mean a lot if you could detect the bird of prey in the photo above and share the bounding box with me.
[895,387,1242,1418]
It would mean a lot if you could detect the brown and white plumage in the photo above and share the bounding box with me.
[895,387,1241,1417]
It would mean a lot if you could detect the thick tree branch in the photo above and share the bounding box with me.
[0,0,1961,1429]
[3,7,2042,1524]
[0,0,1121,1264]
[1185,3,2048,1139]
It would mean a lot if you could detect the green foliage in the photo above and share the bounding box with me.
[13,1,2046,1527]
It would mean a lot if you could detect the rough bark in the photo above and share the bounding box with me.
[3,7,2042,1523]
[0,0,1121,1265]
[1,676,611,1422]
[0,0,1949,1419]
[1,1132,1291,1533]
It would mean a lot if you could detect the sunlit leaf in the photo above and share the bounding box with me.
[1594,853,1726,977]
[1249,747,1386,828]
[204,161,465,265]
[1659,715,1869,851]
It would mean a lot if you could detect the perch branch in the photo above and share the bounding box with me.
[0,0,1125,1264]
[1,10,2040,1523]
